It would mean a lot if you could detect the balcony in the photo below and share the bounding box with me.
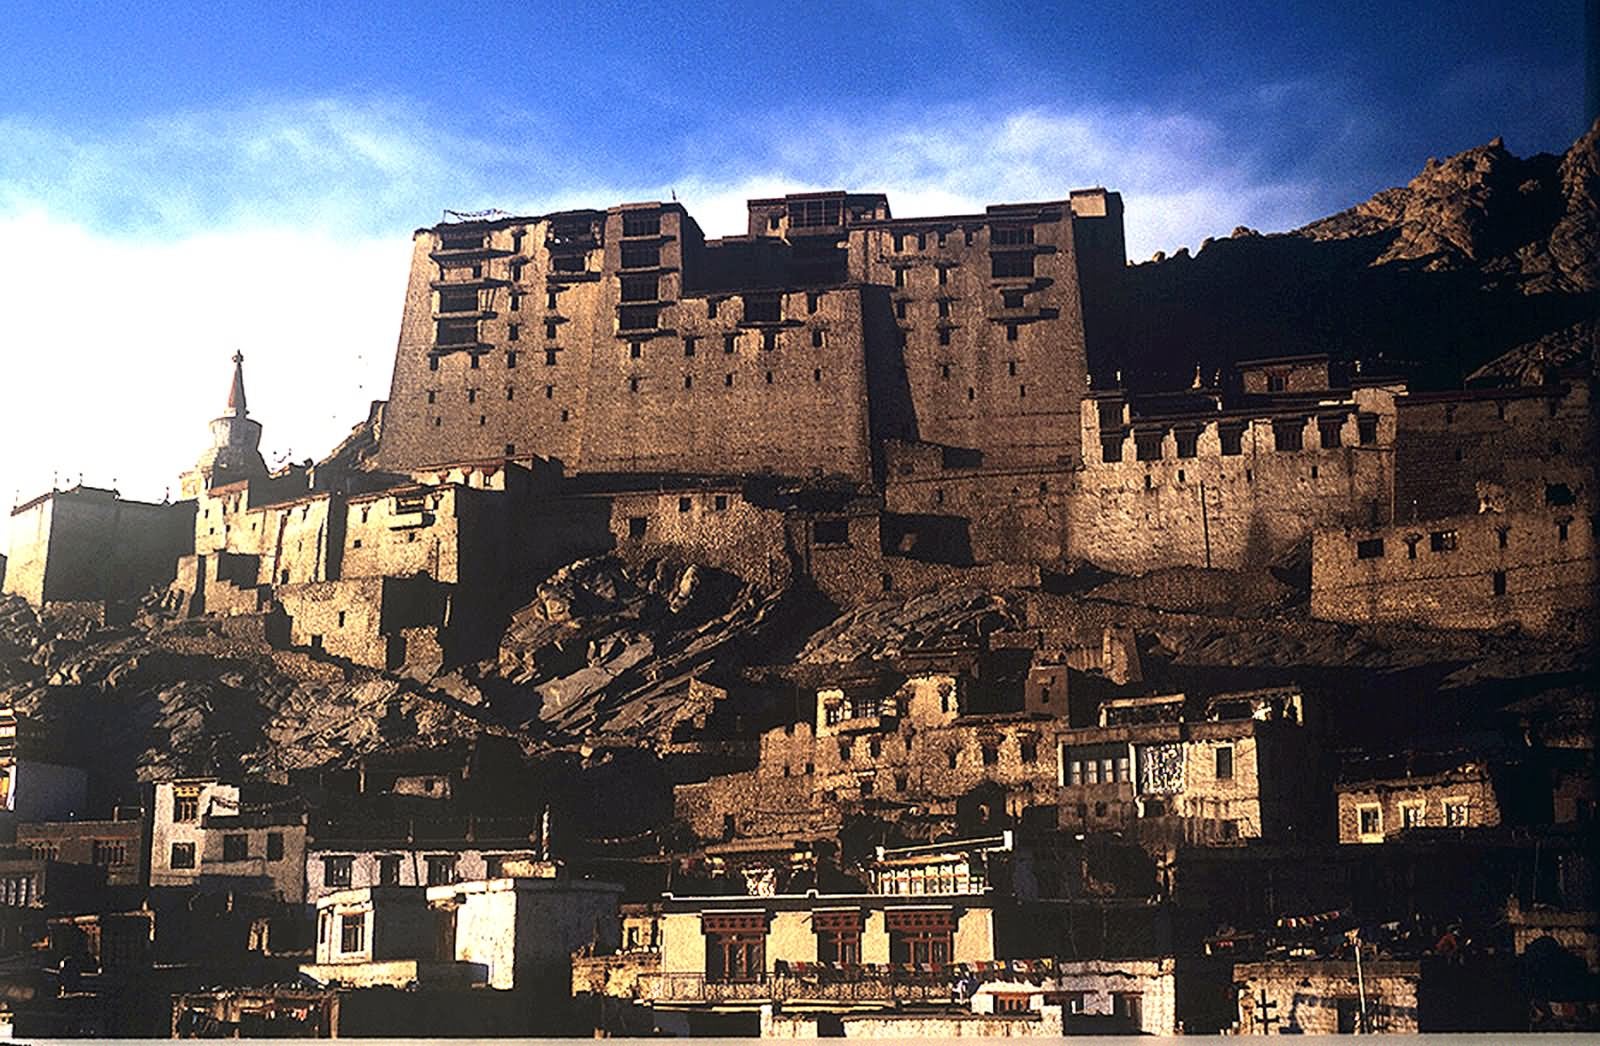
[640,967,964,1005]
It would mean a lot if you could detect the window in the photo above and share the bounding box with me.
[895,300,908,320]
[1219,424,1245,456]
[506,350,518,368]
[170,842,196,870]
[1400,802,1425,829]
[377,854,401,886]
[684,336,697,357]
[811,329,824,348]
[437,286,478,313]
[814,519,849,545]
[1497,527,1510,549]
[713,495,728,511]
[806,292,820,313]
[425,855,459,886]
[1357,804,1382,841]
[1135,431,1163,461]
[1558,519,1570,542]
[92,840,128,867]
[1319,417,1343,448]
[1356,538,1385,559]
[886,909,953,968]
[1175,429,1198,458]
[787,198,842,227]
[622,210,660,237]
[324,855,353,887]
[1267,373,1287,393]
[947,750,958,769]
[1020,739,1038,764]
[222,834,247,862]
[1358,413,1378,444]
[993,994,1032,1014]
[507,322,520,342]
[1113,992,1143,1026]
[628,516,648,539]
[1215,745,1234,779]
[893,268,907,288]
[762,329,777,351]
[980,744,999,766]
[743,295,781,323]
[991,252,1034,278]
[1272,419,1304,452]
[938,327,952,346]
[618,304,658,330]
[509,291,521,312]
[340,913,366,954]
[484,855,505,879]
[678,496,692,513]
[506,386,515,400]
[1493,570,1507,596]
[723,333,737,354]
[628,342,642,360]
[266,833,284,861]
[990,224,1034,245]
[1444,799,1469,827]
[435,318,478,346]
[467,387,478,403]
[620,242,660,269]
[704,914,765,983]
[1006,323,1019,342]
[1101,433,1124,463]
[620,274,658,302]
[173,786,201,822]
[546,320,558,339]
[1430,529,1458,553]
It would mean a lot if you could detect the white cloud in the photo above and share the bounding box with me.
[0,96,1327,553]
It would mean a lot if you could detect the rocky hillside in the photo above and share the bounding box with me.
[1097,119,1599,392]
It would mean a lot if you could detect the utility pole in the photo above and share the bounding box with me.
[1352,928,1369,1033]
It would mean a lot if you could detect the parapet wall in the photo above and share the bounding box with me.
[1068,389,1398,572]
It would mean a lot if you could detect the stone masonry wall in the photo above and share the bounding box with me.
[1068,389,1398,572]
[1311,502,1596,633]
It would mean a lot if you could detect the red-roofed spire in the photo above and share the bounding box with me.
[227,351,247,416]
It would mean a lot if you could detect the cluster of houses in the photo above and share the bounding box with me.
[0,614,1590,1039]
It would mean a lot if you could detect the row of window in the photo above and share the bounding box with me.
[167,832,287,869]
[1356,797,1471,837]
[887,224,1034,252]
[1102,415,1379,463]
[320,853,472,888]
[1357,520,1573,562]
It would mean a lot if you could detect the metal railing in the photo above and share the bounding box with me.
[640,968,960,1004]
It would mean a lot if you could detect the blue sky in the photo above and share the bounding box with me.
[0,1,1587,525]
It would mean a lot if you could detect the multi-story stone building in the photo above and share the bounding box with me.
[371,189,1125,487]
[1055,687,1321,845]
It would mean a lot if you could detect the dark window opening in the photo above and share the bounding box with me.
[1006,323,1019,341]
[1430,529,1458,552]
[939,327,951,345]
[762,329,777,351]
[678,496,692,513]
[1357,538,1385,559]
[1546,483,1576,507]
[814,518,849,545]
[1101,433,1124,463]
[618,304,658,330]
[1493,570,1507,596]
[684,336,697,356]
[1319,418,1343,448]
[723,333,737,354]
[266,833,284,861]
[1215,746,1234,779]
[811,329,824,348]
[1272,420,1304,452]
[620,242,660,269]
[990,224,1034,245]
[620,273,658,302]
[744,295,781,323]
[621,210,660,237]
[222,834,247,862]
[628,517,647,539]
[1135,432,1163,461]
[1175,429,1198,458]
[991,252,1034,278]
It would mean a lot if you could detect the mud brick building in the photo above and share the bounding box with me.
[673,671,1066,843]
[371,189,1125,486]
[3,486,193,611]
[1069,358,1403,573]
[1055,687,1322,845]
[1311,375,1596,634]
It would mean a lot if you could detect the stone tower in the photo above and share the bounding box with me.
[180,352,268,498]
